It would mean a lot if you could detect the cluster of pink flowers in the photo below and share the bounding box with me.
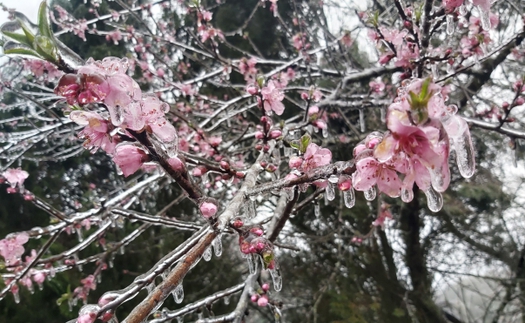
[371,27,419,68]
[0,232,29,266]
[350,78,475,210]
[54,57,179,177]
[250,283,271,307]
[73,274,97,305]
[238,57,257,82]
[1,168,29,193]
[238,226,276,269]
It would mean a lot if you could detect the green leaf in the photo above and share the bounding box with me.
[3,41,42,59]
[37,1,53,39]
[19,19,36,44]
[300,134,311,154]
[289,141,300,150]
[1,31,31,46]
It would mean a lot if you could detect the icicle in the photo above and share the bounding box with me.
[478,6,491,30]
[364,186,376,201]
[401,187,414,203]
[446,15,455,35]
[212,234,223,257]
[429,163,450,193]
[328,175,339,183]
[283,147,293,157]
[74,254,82,272]
[203,247,212,262]
[325,182,335,201]
[322,127,328,138]
[244,199,256,219]
[359,109,365,132]
[247,254,258,274]
[343,188,355,208]
[162,135,179,158]
[459,4,467,16]
[453,134,476,178]
[173,284,184,304]
[380,107,386,123]
[269,267,282,292]
[76,227,84,242]
[314,203,320,217]
[431,64,439,79]
[424,187,443,212]
[224,295,230,305]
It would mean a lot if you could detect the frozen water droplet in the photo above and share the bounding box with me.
[359,109,365,133]
[212,234,222,257]
[431,64,439,79]
[269,267,282,292]
[364,186,376,201]
[459,4,467,15]
[314,203,320,217]
[424,187,443,212]
[322,127,328,138]
[430,163,450,193]
[203,247,212,262]
[283,147,293,157]
[401,187,414,203]
[478,6,491,30]
[113,105,124,126]
[224,295,230,305]
[380,107,386,123]
[448,119,476,178]
[173,284,184,304]
[446,15,455,35]
[343,188,355,208]
[328,175,339,184]
[326,183,335,201]
[76,227,84,242]
[247,254,258,275]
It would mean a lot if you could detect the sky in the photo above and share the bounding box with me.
[0,0,41,25]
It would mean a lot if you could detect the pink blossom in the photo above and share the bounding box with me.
[443,0,463,12]
[200,202,218,218]
[112,145,149,177]
[201,10,213,21]
[261,81,285,115]
[2,168,29,188]
[352,156,404,198]
[81,275,97,291]
[0,233,29,265]
[369,80,386,93]
[372,203,393,228]
[301,143,332,171]
[77,313,96,323]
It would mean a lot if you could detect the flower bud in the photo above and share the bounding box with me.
[200,201,218,218]
[255,131,265,139]
[269,130,282,139]
[262,283,270,292]
[257,295,269,307]
[247,85,258,95]
[220,161,230,171]
[251,294,259,302]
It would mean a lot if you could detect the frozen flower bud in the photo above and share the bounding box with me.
[23,194,35,201]
[338,178,352,191]
[260,161,268,168]
[251,294,259,302]
[220,160,230,171]
[502,102,510,110]
[232,218,244,228]
[200,201,218,218]
[209,136,222,147]
[192,166,208,176]
[168,157,185,171]
[367,137,381,149]
[301,92,309,100]
[515,97,525,106]
[113,145,150,177]
[266,164,277,173]
[77,313,96,323]
[255,144,263,151]
[221,174,231,181]
[260,116,270,124]
[403,20,412,29]
[250,227,264,236]
[247,85,258,95]
[6,187,17,194]
[262,283,270,292]
[263,144,270,152]
[289,156,303,169]
[257,295,269,307]
[255,131,265,139]
[269,130,282,139]
[235,171,245,178]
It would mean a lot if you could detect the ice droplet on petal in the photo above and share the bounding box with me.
[364,186,376,201]
[269,267,282,292]
[173,284,184,304]
[212,235,222,257]
[314,203,320,217]
[401,187,414,203]
[113,105,124,126]
[446,15,455,35]
[203,247,212,262]
[343,188,355,208]
[326,183,335,201]
[424,187,443,212]
[478,6,491,30]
